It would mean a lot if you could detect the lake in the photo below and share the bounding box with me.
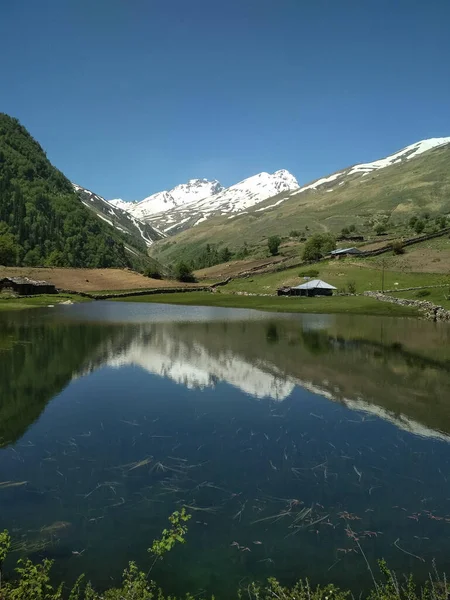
[1,301,450,597]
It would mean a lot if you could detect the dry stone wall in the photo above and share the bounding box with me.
[363,291,450,322]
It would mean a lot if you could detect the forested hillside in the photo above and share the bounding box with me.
[0,114,137,268]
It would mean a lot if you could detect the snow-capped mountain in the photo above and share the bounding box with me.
[73,184,165,247]
[107,170,299,234]
[292,137,450,195]
[110,179,223,221]
[105,136,449,238]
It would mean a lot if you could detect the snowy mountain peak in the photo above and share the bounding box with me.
[106,170,299,233]
[153,169,299,233]
[273,169,299,186]
[115,178,224,221]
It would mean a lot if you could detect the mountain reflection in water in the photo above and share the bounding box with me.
[1,304,450,597]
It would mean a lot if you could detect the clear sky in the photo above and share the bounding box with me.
[1,0,449,200]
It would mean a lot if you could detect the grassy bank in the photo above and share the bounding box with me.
[221,260,450,295]
[390,287,450,309]
[113,291,418,317]
[0,294,88,311]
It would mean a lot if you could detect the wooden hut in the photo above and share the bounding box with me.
[0,277,57,296]
[330,247,363,259]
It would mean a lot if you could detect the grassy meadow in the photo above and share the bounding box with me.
[220,258,450,295]
[0,294,88,311]
[113,291,419,317]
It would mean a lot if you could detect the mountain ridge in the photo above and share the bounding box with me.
[150,136,450,265]
[73,183,165,247]
[108,169,299,234]
[107,137,449,240]
[110,178,224,220]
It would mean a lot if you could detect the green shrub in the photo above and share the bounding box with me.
[347,281,357,294]
[374,223,387,235]
[174,262,196,283]
[409,216,418,229]
[415,289,430,298]
[267,235,281,256]
[435,215,447,229]
[299,269,319,278]
[143,268,162,279]
[235,243,250,260]
[414,219,425,234]
[391,241,405,255]
[302,233,336,261]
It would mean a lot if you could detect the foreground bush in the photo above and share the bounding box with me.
[1,526,449,600]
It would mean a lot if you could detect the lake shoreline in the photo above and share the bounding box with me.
[112,291,420,317]
[0,290,423,317]
[0,293,89,311]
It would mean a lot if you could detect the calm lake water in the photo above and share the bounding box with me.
[1,301,450,597]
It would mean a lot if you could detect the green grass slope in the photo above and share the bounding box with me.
[152,143,450,264]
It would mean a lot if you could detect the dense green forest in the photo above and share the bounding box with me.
[0,113,139,268]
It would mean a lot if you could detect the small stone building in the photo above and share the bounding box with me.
[0,277,57,296]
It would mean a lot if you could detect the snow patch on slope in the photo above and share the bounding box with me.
[288,137,450,199]
[73,183,163,246]
[347,137,450,176]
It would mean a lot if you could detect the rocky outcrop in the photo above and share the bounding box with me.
[363,291,450,322]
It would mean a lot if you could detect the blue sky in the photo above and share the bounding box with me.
[1,0,449,200]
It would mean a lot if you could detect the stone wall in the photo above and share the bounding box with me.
[363,291,450,322]
[382,284,449,293]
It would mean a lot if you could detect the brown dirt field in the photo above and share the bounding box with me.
[194,257,286,280]
[0,267,198,293]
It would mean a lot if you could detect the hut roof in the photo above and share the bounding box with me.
[292,279,337,290]
[1,276,53,287]
[330,247,362,255]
